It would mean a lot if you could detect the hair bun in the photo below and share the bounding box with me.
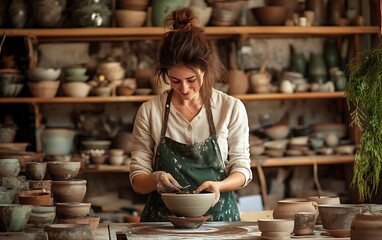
[166,8,196,30]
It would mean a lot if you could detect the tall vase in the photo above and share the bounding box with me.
[308,53,327,83]
[290,48,307,77]
[151,0,188,27]
[305,0,326,25]
[327,0,344,25]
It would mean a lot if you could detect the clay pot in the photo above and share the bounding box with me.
[351,212,382,240]
[28,205,56,228]
[1,176,29,192]
[2,204,32,232]
[293,212,316,236]
[25,162,47,180]
[18,189,52,206]
[273,199,318,220]
[55,202,91,219]
[318,204,367,231]
[51,179,87,203]
[0,187,16,204]
[151,0,188,27]
[258,218,294,233]
[0,159,20,178]
[47,161,81,181]
[44,224,93,240]
[59,216,100,231]
[28,180,52,196]
[308,196,340,224]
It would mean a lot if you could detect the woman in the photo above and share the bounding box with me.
[129,7,252,222]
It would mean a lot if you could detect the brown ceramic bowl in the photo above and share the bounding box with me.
[56,202,91,219]
[161,192,215,218]
[251,6,289,26]
[47,161,81,181]
[258,219,294,233]
[51,179,87,203]
[28,205,56,227]
[25,162,47,180]
[167,215,210,229]
[18,189,52,206]
[318,204,367,231]
[28,180,52,196]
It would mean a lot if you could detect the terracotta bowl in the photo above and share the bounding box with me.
[0,159,20,177]
[115,9,147,27]
[251,6,289,26]
[56,202,91,219]
[51,179,87,203]
[117,0,149,10]
[47,161,81,181]
[28,180,52,196]
[27,81,60,98]
[264,125,290,140]
[258,219,294,233]
[44,224,93,240]
[18,189,52,206]
[59,216,100,231]
[161,192,215,218]
[25,162,47,180]
[318,204,367,231]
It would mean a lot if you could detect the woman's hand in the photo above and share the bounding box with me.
[152,171,182,193]
[195,181,222,207]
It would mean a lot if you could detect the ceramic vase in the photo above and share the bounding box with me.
[308,53,327,83]
[273,199,319,220]
[31,0,65,28]
[8,0,30,28]
[323,39,340,71]
[291,50,307,77]
[151,0,188,27]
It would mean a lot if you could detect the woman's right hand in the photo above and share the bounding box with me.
[152,171,182,193]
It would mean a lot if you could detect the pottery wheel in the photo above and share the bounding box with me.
[127,222,248,237]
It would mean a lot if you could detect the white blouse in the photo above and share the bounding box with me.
[129,88,252,187]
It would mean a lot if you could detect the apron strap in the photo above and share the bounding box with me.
[161,89,216,137]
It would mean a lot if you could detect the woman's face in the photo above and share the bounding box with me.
[168,66,204,101]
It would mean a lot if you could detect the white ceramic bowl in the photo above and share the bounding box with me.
[27,67,61,81]
[62,82,91,97]
[161,192,214,217]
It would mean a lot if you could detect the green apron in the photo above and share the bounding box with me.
[140,90,240,222]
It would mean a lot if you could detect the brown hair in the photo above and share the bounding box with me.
[156,7,226,103]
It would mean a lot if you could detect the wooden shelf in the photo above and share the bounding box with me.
[251,155,354,167]
[3,26,379,41]
[0,92,345,104]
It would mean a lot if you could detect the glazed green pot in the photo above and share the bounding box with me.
[151,0,188,27]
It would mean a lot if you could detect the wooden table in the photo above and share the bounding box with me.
[93,222,351,240]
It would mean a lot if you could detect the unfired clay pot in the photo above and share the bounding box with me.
[51,179,87,203]
[273,199,318,220]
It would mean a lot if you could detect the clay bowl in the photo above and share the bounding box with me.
[51,179,87,203]
[81,140,111,150]
[18,189,52,206]
[264,125,290,140]
[64,67,87,76]
[318,204,367,234]
[0,187,15,204]
[25,162,47,180]
[0,151,46,172]
[56,202,91,219]
[258,219,294,233]
[59,216,100,231]
[28,180,52,196]
[161,192,215,218]
[0,143,29,151]
[0,204,32,232]
[44,224,93,240]
[167,215,210,229]
[0,159,20,177]
[251,6,289,26]
[47,161,81,181]
[27,81,60,98]
[28,205,56,227]
[115,9,147,27]
[62,82,91,97]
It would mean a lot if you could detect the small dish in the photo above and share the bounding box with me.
[166,215,210,229]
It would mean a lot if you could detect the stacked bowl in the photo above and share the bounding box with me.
[115,0,148,27]
[0,69,25,97]
[62,67,91,98]
[27,67,61,98]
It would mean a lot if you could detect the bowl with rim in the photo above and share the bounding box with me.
[161,192,215,218]
[27,67,61,81]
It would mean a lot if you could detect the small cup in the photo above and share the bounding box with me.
[293,212,316,236]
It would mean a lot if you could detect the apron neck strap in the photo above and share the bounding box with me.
[161,89,216,137]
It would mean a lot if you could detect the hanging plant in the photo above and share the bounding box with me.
[346,48,382,201]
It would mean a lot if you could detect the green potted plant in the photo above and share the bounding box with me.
[346,48,382,201]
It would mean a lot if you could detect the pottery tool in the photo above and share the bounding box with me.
[177,184,191,194]
[0,32,6,54]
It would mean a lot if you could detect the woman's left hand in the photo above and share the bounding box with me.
[194,181,222,207]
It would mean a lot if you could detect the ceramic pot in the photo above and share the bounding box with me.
[28,205,56,228]
[8,0,31,28]
[351,212,382,240]
[51,179,87,203]
[291,51,307,77]
[323,39,340,70]
[308,196,340,224]
[2,204,32,232]
[151,0,188,27]
[31,0,65,27]
[18,189,52,206]
[308,53,327,83]
[41,128,76,156]
[25,162,47,180]
[269,0,299,19]
[227,69,248,94]
[0,159,20,178]
[0,187,15,204]
[55,202,91,219]
[318,204,367,231]
[28,180,52,196]
[47,161,81,181]
[273,199,318,220]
